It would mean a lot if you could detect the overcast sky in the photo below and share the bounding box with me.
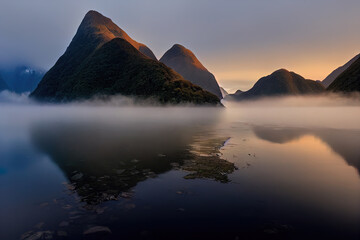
[0,0,359,91]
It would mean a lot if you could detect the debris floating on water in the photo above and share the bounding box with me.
[83,226,112,235]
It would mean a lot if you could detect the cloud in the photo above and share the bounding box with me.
[0,90,32,104]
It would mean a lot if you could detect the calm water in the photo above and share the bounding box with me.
[0,101,359,240]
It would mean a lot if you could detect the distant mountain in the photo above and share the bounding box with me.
[160,44,222,98]
[225,69,325,101]
[32,37,220,104]
[224,89,243,101]
[0,73,8,91]
[233,90,243,95]
[327,56,360,92]
[220,87,228,98]
[1,66,45,93]
[323,54,360,87]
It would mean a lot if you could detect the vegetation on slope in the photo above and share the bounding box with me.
[34,38,220,104]
[327,57,360,92]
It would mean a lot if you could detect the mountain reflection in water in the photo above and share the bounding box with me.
[30,110,236,205]
[252,125,360,172]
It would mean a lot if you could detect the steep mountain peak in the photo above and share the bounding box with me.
[77,10,134,46]
[327,56,360,92]
[323,53,360,87]
[74,10,156,60]
[82,10,110,25]
[84,10,105,19]
[160,44,222,98]
[31,10,160,100]
[162,44,207,71]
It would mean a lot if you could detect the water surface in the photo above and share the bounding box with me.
[0,102,359,240]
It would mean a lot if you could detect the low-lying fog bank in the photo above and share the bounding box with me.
[221,93,360,130]
[222,92,360,107]
[0,91,359,130]
[1,90,360,107]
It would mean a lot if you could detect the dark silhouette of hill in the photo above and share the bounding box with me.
[0,73,8,91]
[234,90,243,95]
[226,69,324,101]
[160,44,222,98]
[323,54,360,87]
[327,56,360,92]
[31,11,220,105]
[224,89,243,101]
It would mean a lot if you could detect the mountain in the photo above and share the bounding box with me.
[78,10,156,60]
[225,69,325,101]
[224,89,243,101]
[233,90,243,95]
[0,73,8,91]
[160,44,222,98]
[31,11,220,104]
[0,66,45,93]
[31,10,157,100]
[32,37,220,104]
[327,56,360,92]
[322,54,360,87]
[220,87,228,98]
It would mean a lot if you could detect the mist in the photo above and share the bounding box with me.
[0,91,359,132]
[221,94,360,130]
[0,90,32,104]
[223,93,360,107]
